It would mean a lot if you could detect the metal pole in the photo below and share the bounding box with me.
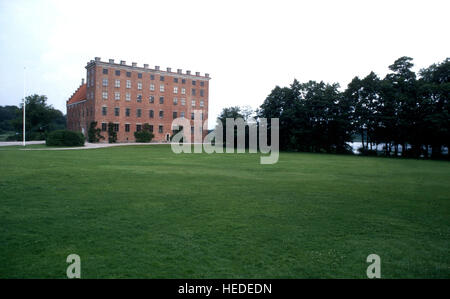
[23,67,26,146]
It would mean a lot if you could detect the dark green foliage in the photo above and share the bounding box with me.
[88,121,104,143]
[134,123,154,142]
[45,130,84,146]
[2,94,66,141]
[107,122,117,143]
[256,56,449,158]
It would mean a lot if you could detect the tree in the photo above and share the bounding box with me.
[10,94,66,141]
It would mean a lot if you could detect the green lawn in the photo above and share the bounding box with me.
[0,145,449,278]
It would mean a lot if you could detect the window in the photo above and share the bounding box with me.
[200,112,204,120]
[192,80,196,86]
[160,85,164,92]
[200,81,205,87]
[102,107,107,115]
[101,123,107,131]
[191,126,194,134]
[138,82,142,90]
[126,92,131,101]
[150,74,155,80]
[102,78,108,86]
[137,108,142,117]
[173,86,178,94]
[200,100,204,107]
[180,111,185,118]
[174,78,178,83]
[200,89,204,97]
[191,112,195,120]
[114,107,119,116]
[148,125,154,132]
[181,98,186,106]
[136,124,142,132]
[126,80,131,88]
[192,88,196,96]
[114,123,119,132]
[102,91,108,99]
[125,124,130,132]
[126,71,131,77]
[115,70,120,76]
[182,79,186,84]
[138,73,142,79]
[173,97,178,105]
[158,125,163,133]
[181,88,186,94]
[150,84,155,91]
[159,96,164,104]
[149,95,154,103]
[173,111,177,119]
[126,108,130,117]
[115,79,120,88]
[137,94,142,102]
[149,110,154,118]
[115,92,120,100]
[191,100,196,107]
[160,75,164,81]
[159,110,164,118]
[103,68,108,74]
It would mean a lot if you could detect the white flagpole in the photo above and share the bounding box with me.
[23,66,26,146]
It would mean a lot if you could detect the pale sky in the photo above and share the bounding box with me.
[0,0,448,129]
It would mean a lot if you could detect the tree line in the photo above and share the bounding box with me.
[220,56,449,159]
[0,94,66,141]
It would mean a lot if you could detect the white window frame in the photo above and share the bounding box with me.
[160,84,165,92]
[115,79,120,88]
[173,86,178,94]
[150,84,155,91]
[102,91,108,99]
[115,92,120,100]
[126,80,131,89]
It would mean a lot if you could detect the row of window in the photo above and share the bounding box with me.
[100,123,202,134]
[100,92,205,106]
[101,69,205,86]
[100,79,205,96]
[101,107,204,120]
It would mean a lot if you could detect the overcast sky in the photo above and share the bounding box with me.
[0,0,448,128]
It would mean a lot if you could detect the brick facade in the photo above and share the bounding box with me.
[67,57,210,142]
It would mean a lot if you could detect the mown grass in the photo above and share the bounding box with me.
[0,145,449,278]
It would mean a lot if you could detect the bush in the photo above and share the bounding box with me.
[107,122,117,143]
[134,130,154,143]
[46,130,85,146]
[88,121,104,143]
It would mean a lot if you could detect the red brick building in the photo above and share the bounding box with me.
[67,57,210,142]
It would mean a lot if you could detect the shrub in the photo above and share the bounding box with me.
[358,147,378,156]
[46,130,85,146]
[88,121,104,143]
[134,124,154,143]
[107,122,117,143]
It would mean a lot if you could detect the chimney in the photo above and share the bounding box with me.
[94,57,101,61]
[195,72,200,76]
[155,65,160,70]
[132,62,137,67]
[120,60,126,65]
[109,59,114,63]
[81,78,85,85]
[186,70,191,75]
[144,64,149,69]
[177,69,182,74]
[167,67,171,72]
[205,73,210,78]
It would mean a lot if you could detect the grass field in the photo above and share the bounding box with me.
[0,145,449,278]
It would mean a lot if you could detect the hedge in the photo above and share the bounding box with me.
[46,130,85,146]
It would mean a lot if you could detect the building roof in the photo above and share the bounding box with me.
[67,83,87,106]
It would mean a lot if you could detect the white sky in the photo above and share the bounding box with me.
[0,0,448,129]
